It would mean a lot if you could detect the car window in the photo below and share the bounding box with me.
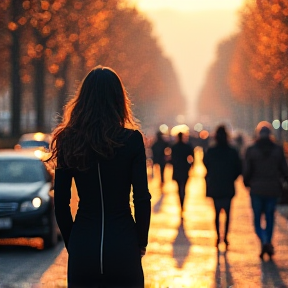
[0,159,46,183]
[19,140,50,149]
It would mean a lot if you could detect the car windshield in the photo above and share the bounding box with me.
[19,140,49,149]
[0,159,45,183]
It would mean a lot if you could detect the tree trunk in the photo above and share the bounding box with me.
[10,0,22,137]
[56,56,70,116]
[243,100,254,136]
[267,95,274,124]
[277,83,284,143]
[258,99,265,123]
[33,57,45,132]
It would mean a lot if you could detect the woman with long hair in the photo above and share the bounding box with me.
[48,66,151,287]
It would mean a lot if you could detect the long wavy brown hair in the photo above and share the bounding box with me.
[48,66,139,170]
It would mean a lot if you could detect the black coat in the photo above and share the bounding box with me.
[171,141,194,182]
[54,129,151,288]
[151,139,169,166]
[243,138,288,197]
[203,144,242,199]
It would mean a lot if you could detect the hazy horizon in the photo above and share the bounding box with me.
[138,8,242,124]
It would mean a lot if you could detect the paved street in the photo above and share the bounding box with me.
[41,148,288,287]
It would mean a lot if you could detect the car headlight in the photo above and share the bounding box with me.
[20,183,51,212]
[20,197,42,212]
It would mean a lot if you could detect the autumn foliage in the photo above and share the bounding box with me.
[198,0,288,138]
[0,0,185,136]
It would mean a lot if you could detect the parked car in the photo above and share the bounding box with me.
[14,132,51,151]
[0,150,60,249]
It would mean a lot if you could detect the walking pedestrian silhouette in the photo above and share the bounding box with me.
[203,125,242,248]
[171,132,194,218]
[151,131,170,190]
[243,122,288,259]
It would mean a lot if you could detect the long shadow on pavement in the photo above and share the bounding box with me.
[172,220,191,268]
[215,250,234,288]
[261,259,288,288]
[153,193,164,213]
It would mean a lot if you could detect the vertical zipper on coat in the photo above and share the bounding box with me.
[98,162,104,275]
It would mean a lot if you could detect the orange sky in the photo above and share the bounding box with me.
[132,0,244,12]
[128,0,246,124]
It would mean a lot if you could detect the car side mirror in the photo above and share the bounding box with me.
[14,144,21,150]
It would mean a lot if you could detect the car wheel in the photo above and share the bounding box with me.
[43,212,58,249]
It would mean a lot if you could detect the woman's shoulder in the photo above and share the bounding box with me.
[117,128,143,143]
[127,129,144,142]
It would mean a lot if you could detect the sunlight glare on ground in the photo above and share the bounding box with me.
[40,145,288,287]
[143,147,217,287]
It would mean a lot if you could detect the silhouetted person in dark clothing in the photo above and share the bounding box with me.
[171,132,194,216]
[48,66,151,288]
[203,125,242,248]
[151,131,169,186]
[243,124,288,259]
[234,133,245,159]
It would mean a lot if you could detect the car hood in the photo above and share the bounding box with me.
[0,181,46,200]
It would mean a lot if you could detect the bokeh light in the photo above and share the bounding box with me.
[194,123,203,132]
[199,130,209,139]
[33,132,46,141]
[159,124,169,134]
[34,149,44,159]
[272,119,280,129]
[282,120,288,131]
[170,124,189,136]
